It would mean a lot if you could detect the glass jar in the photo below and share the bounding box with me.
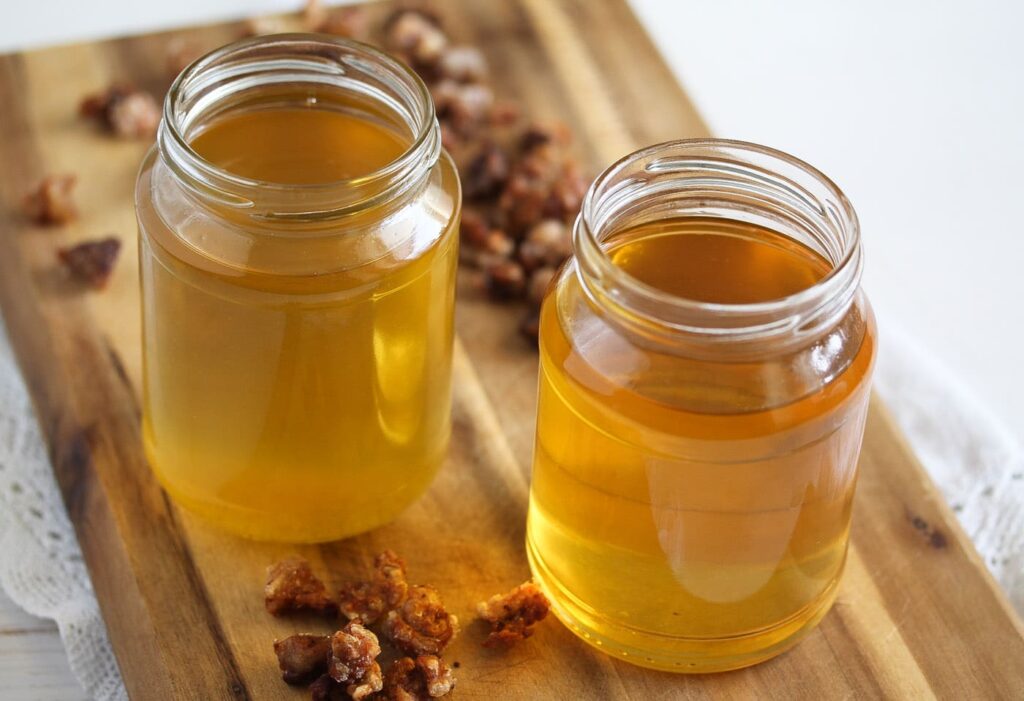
[135,36,460,543]
[526,140,876,672]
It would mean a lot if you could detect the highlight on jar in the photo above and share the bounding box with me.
[135,35,460,543]
[525,140,876,673]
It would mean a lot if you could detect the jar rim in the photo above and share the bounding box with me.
[158,33,441,217]
[574,138,863,344]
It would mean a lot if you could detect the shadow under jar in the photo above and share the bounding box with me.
[135,36,460,543]
[526,140,877,672]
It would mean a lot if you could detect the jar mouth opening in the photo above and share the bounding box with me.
[574,139,862,341]
[160,34,441,217]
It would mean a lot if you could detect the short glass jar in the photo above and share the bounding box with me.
[526,140,876,672]
[135,36,460,542]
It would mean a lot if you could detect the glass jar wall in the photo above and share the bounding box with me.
[135,36,460,542]
[526,140,876,672]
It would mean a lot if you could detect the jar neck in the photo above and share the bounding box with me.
[573,139,863,357]
[157,34,441,224]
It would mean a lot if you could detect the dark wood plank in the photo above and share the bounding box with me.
[0,50,249,701]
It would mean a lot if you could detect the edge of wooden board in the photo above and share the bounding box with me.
[869,397,1024,636]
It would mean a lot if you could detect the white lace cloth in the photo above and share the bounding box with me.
[0,315,1021,700]
[0,321,127,701]
[874,320,1024,613]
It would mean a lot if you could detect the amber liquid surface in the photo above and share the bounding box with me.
[527,218,876,671]
[138,102,459,542]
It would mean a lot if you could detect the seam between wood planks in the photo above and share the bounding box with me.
[518,0,638,165]
[452,337,530,498]
[839,546,936,698]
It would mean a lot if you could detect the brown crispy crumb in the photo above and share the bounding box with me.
[417,655,455,697]
[438,122,461,151]
[273,634,331,685]
[109,93,161,138]
[375,550,410,606]
[483,230,515,259]
[459,221,514,270]
[518,122,572,155]
[383,658,419,701]
[432,80,494,137]
[24,174,76,225]
[526,266,557,307]
[459,208,491,248]
[518,310,540,342]
[463,142,510,200]
[436,45,487,84]
[483,260,526,300]
[57,237,121,290]
[499,149,587,237]
[384,8,448,67]
[488,99,521,127]
[265,557,339,618]
[546,160,588,221]
[371,7,587,341]
[80,84,159,139]
[383,655,455,700]
[382,585,459,656]
[337,580,384,624]
[265,552,457,698]
[476,581,550,647]
[80,84,127,120]
[310,673,346,701]
[328,622,383,699]
[338,550,409,625]
[347,663,383,701]
[518,219,571,271]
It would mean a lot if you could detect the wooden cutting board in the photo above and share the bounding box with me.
[1,1,1022,698]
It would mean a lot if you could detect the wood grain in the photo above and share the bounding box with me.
[0,1,1021,699]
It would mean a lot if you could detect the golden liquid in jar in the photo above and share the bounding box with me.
[527,218,875,671]
[139,102,459,542]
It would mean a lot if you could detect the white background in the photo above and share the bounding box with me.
[1,0,1021,439]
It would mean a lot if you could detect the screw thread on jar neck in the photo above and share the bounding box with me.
[158,34,441,222]
[572,139,863,356]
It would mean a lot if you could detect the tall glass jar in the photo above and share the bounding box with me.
[135,36,460,543]
[526,140,876,671]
